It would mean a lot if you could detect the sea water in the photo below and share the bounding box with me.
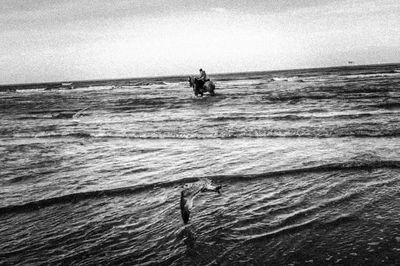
[1,64,400,265]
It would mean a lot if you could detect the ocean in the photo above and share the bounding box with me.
[1,64,400,265]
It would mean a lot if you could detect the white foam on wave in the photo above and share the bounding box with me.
[17,88,46,93]
[343,72,400,79]
[220,79,267,86]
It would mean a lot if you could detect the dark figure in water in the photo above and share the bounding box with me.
[180,178,221,224]
[188,76,216,97]
[197,68,207,88]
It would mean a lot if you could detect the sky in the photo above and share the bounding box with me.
[1,0,400,84]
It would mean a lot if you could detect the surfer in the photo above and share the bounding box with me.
[180,178,221,224]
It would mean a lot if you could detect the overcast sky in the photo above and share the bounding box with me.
[1,0,399,84]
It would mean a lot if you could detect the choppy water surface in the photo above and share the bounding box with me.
[1,64,400,265]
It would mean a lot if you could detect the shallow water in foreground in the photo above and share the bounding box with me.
[1,64,400,265]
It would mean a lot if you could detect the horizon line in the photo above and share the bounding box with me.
[1,62,399,88]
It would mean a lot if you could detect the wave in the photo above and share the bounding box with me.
[32,132,93,138]
[1,160,399,215]
[210,213,359,264]
[339,72,400,79]
[208,112,379,122]
[123,80,167,86]
[259,91,395,102]
[11,128,400,140]
[270,77,306,82]
[372,102,400,110]
[15,114,91,120]
[27,109,90,115]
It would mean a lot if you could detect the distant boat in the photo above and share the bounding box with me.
[348,61,354,64]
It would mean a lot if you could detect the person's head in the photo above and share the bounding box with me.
[199,68,203,72]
